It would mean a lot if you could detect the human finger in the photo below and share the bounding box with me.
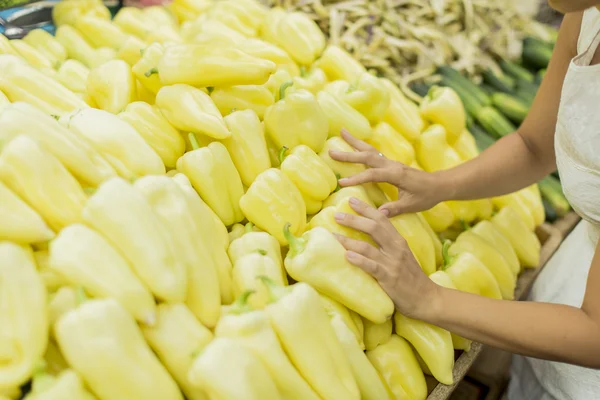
[346,250,383,280]
[334,211,378,236]
[329,150,388,169]
[348,198,401,247]
[338,168,394,187]
[334,234,381,261]
[340,129,375,152]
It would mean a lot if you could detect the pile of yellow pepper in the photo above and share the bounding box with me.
[0,0,546,399]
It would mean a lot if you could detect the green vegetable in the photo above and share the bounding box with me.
[437,66,491,106]
[539,175,571,217]
[475,106,516,139]
[499,60,535,83]
[482,69,515,93]
[491,93,529,124]
[470,124,496,151]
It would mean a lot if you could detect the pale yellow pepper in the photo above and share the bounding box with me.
[23,28,67,68]
[317,90,372,140]
[56,60,89,94]
[132,42,164,95]
[87,60,136,114]
[316,45,366,82]
[363,317,393,351]
[75,16,128,50]
[211,84,274,120]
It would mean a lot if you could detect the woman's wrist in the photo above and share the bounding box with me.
[430,169,460,202]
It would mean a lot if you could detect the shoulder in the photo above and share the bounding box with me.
[561,11,585,58]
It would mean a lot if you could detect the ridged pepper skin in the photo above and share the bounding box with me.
[394,312,454,386]
[0,242,48,392]
[317,90,372,140]
[119,102,185,169]
[323,186,370,209]
[56,60,89,94]
[262,281,360,400]
[171,173,234,306]
[10,40,54,72]
[23,29,67,68]
[390,214,437,275]
[25,370,95,400]
[429,271,472,351]
[0,182,54,244]
[156,84,230,139]
[0,102,116,187]
[280,144,338,215]
[116,36,145,67]
[156,44,276,87]
[49,224,157,325]
[54,26,113,69]
[453,129,480,161]
[142,304,213,400]
[308,200,376,246]
[188,337,281,400]
[381,78,424,142]
[420,86,466,145]
[132,43,164,95]
[521,185,545,227]
[0,136,86,232]
[442,242,503,299]
[87,60,136,114]
[0,34,18,56]
[232,252,286,309]
[113,7,151,39]
[52,0,110,27]
[284,226,395,323]
[367,334,428,400]
[222,110,271,187]
[492,192,536,231]
[492,206,541,268]
[316,45,366,82]
[368,122,415,164]
[207,0,267,36]
[75,16,128,50]
[61,108,165,179]
[82,177,187,303]
[450,230,516,300]
[239,37,300,75]
[215,295,320,400]
[264,83,329,153]
[48,287,78,333]
[261,8,326,65]
[0,55,88,116]
[176,140,245,226]
[293,67,327,95]
[212,85,274,120]
[471,220,520,276]
[363,317,393,352]
[240,168,306,245]
[320,294,365,350]
[55,299,183,400]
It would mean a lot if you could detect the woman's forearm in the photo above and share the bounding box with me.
[424,287,600,368]
[434,131,555,202]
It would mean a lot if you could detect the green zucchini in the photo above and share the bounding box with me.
[523,36,554,51]
[499,60,536,83]
[481,69,515,93]
[523,43,553,70]
[437,66,491,106]
[491,93,529,124]
[439,77,485,116]
[410,81,432,97]
[475,106,516,139]
[539,175,571,217]
[479,84,497,97]
[542,197,558,222]
[535,69,547,85]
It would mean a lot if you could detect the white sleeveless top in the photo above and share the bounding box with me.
[507,8,600,400]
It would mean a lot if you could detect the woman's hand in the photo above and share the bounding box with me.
[329,130,446,217]
[333,197,439,319]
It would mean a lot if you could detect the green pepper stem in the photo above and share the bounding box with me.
[460,219,471,231]
[278,146,289,164]
[283,223,306,255]
[144,68,158,78]
[441,240,453,270]
[257,249,268,256]
[188,133,200,150]
[334,173,342,192]
[258,275,288,303]
[279,81,294,101]
[245,222,254,233]
[139,48,146,56]
[76,286,88,305]
[226,290,255,315]
[299,66,308,77]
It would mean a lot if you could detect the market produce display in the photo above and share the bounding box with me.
[0,0,551,399]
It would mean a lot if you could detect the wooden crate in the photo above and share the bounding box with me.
[426,223,563,400]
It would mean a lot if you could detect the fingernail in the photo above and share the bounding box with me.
[338,178,348,184]
[334,212,345,221]
[346,251,359,260]
[380,208,390,217]
[349,197,359,205]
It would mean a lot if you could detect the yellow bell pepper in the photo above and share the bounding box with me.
[87,59,136,114]
[43,340,69,376]
[0,34,18,56]
[316,45,366,82]
[48,287,78,333]
[49,223,157,325]
[113,7,151,39]
[211,84,274,119]
[492,206,541,268]
[381,78,424,142]
[54,26,110,68]
[521,185,546,227]
[429,271,472,351]
[442,241,503,299]
[415,213,443,266]
[390,213,437,275]
[317,90,372,140]
[215,293,321,400]
[135,80,155,104]
[82,177,187,303]
[449,230,516,300]
[261,8,326,65]
[0,181,54,244]
[326,73,391,124]
[363,317,393,351]
[169,0,212,23]
[368,122,415,164]
[52,0,111,27]
[55,299,183,400]
[0,136,86,232]
[319,294,365,350]
[155,44,276,87]
[228,223,285,281]
[171,173,235,306]
[155,84,230,139]
[142,5,177,27]
[328,315,391,400]
[75,16,128,50]
[394,311,454,385]
[0,90,8,110]
[0,102,116,187]
[265,67,294,100]
[176,138,245,226]
[367,334,429,400]
[229,223,246,243]
[232,253,286,309]
[420,86,466,145]
[56,60,89,94]
[293,66,327,95]
[23,29,67,68]
[188,337,281,400]
[222,109,271,186]
[453,129,480,161]
[207,0,267,36]
[264,82,329,153]
[492,192,536,231]
[471,220,520,276]
[0,55,88,116]
[323,186,370,208]
[34,251,68,294]
[116,36,145,67]
[142,304,213,400]
[119,101,185,169]
[25,369,95,400]
[242,38,299,76]
[132,42,164,95]
[10,39,55,72]
[61,108,165,179]
[182,17,246,44]
[240,168,306,245]
[0,242,48,392]
[262,280,360,400]
[280,144,338,215]
[284,225,394,323]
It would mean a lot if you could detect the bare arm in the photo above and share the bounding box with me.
[436,12,582,201]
